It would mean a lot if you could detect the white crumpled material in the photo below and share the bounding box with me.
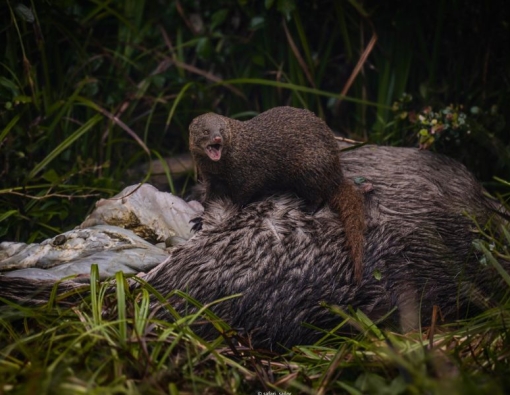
[0,184,203,280]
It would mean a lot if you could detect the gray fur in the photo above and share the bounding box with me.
[142,144,510,348]
[0,144,508,350]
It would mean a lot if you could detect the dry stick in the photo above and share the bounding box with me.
[95,104,150,155]
[175,0,200,35]
[159,25,178,64]
[334,135,364,144]
[428,305,440,350]
[282,18,316,88]
[169,57,247,100]
[104,183,144,202]
[273,372,300,387]
[3,191,100,200]
[359,25,369,140]
[159,26,246,100]
[97,56,172,177]
[171,3,246,99]
[316,346,345,395]
[335,20,378,113]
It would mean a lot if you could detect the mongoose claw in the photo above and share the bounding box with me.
[190,216,203,232]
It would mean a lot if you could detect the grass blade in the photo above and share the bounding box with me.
[220,78,388,108]
[0,113,20,143]
[28,113,102,179]
[165,81,194,132]
[115,271,127,346]
[90,263,101,325]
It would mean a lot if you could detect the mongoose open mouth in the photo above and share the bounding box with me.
[206,144,222,161]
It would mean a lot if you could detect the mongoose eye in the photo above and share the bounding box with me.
[203,129,209,136]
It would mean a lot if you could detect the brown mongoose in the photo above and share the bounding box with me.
[188,106,366,281]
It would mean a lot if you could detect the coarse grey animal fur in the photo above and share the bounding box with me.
[0,144,508,350]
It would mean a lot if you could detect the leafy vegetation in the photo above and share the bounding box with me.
[1,0,509,241]
[1,252,509,394]
[1,0,510,393]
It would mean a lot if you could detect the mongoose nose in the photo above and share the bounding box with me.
[212,136,222,143]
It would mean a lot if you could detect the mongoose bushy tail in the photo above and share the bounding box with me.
[331,180,366,281]
[189,106,366,281]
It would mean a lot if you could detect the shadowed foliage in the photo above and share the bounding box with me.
[1,0,509,241]
[1,1,510,393]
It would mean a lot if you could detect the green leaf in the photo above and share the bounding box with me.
[251,54,265,66]
[28,113,103,179]
[0,77,20,97]
[494,176,510,188]
[347,0,371,18]
[0,210,19,222]
[419,82,428,99]
[211,9,229,31]
[81,81,99,97]
[151,74,165,89]
[277,0,296,20]
[90,264,101,325]
[356,309,385,340]
[196,37,212,60]
[13,95,32,104]
[479,242,510,288]
[250,16,265,30]
[134,289,150,335]
[165,81,194,132]
[0,114,20,143]
[14,4,35,23]
[373,268,382,280]
[42,169,60,183]
[265,0,276,9]
[116,271,127,346]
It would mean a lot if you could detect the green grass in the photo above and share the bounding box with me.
[1,1,509,242]
[1,262,509,394]
[1,1,510,392]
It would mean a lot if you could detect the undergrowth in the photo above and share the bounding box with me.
[1,0,509,241]
[0,257,509,394]
[1,1,510,393]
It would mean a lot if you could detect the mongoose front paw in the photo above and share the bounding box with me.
[190,216,203,232]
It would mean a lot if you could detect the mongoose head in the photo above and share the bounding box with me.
[189,113,230,162]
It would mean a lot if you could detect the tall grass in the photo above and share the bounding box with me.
[1,2,510,393]
[1,0,509,241]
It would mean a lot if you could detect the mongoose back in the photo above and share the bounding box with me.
[189,106,365,281]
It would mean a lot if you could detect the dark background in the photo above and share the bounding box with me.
[1,0,509,242]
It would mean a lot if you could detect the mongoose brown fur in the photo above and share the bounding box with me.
[189,106,366,281]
